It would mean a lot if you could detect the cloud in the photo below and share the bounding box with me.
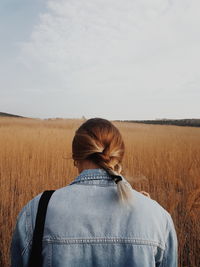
[3,0,200,118]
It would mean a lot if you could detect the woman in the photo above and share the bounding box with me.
[11,118,178,266]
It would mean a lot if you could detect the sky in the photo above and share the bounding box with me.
[0,0,200,120]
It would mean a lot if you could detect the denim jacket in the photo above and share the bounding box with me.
[11,169,178,267]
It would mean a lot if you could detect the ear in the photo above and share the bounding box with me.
[73,160,78,167]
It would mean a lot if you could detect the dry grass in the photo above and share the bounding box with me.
[0,117,200,266]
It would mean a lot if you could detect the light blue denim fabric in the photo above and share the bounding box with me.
[11,169,178,267]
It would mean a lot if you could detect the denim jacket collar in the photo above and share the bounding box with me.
[70,168,116,186]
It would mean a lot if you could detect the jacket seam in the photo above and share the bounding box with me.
[21,204,32,256]
[161,216,171,266]
[43,237,165,250]
[71,183,115,187]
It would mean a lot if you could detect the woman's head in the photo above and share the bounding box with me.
[72,118,133,204]
[72,118,125,174]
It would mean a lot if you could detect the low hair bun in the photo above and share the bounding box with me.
[89,151,110,165]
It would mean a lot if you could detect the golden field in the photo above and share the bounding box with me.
[0,117,200,267]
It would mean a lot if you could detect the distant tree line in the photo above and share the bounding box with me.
[1,112,199,127]
[120,119,200,127]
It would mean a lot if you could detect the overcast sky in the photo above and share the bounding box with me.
[0,0,199,120]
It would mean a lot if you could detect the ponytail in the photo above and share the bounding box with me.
[116,179,134,205]
[97,163,134,205]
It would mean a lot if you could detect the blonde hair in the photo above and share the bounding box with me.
[72,118,133,204]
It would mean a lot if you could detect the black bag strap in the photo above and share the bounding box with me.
[29,190,55,267]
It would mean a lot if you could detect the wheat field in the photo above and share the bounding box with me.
[0,117,200,266]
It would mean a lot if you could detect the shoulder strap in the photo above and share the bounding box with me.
[29,190,55,267]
